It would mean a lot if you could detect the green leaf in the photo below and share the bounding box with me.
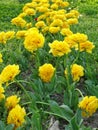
[0,121,5,130]
[60,104,74,116]
[16,126,26,130]
[80,125,92,130]
[85,80,98,97]
[70,116,79,130]
[64,87,79,111]
[64,90,72,107]
[5,124,14,130]
[49,100,74,122]
[71,89,79,111]
[31,111,42,130]
[65,124,72,130]
[16,127,22,130]
[75,109,83,125]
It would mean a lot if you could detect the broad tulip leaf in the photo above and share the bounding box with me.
[49,100,74,122]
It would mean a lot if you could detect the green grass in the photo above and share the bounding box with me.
[0,1,23,31]
[71,1,98,83]
[71,15,98,43]
[0,5,23,31]
[0,1,98,129]
[78,3,98,15]
[0,0,19,4]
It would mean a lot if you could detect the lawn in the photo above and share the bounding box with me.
[0,0,98,130]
